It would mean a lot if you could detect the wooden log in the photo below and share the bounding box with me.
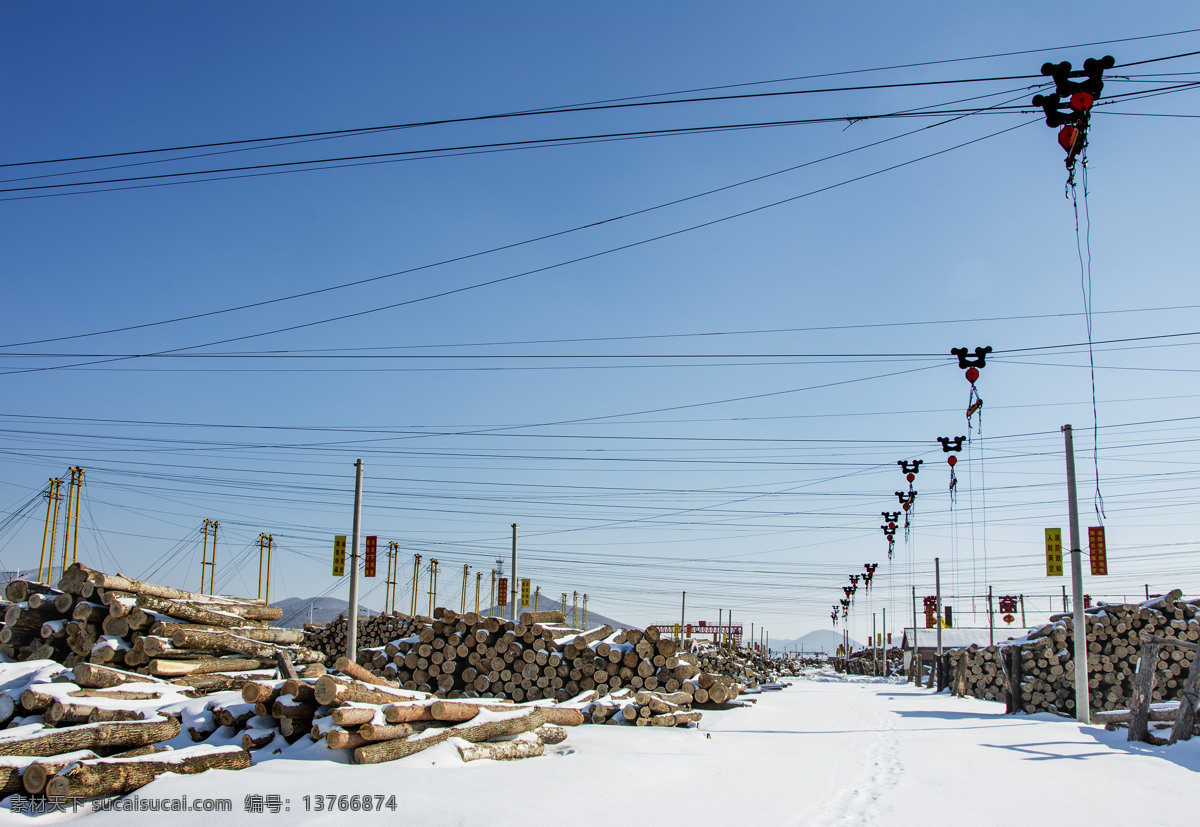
[1128,639,1158,742]
[5,580,57,603]
[241,680,285,704]
[151,621,305,644]
[646,711,703,727]
[45,744,250,802]
[456,732,544,763]
[135,593,265,629]
[18,749,100,795]
[71,662,164,689]
[170,628,324,662]
[171,674,266,693]
[148,656,270,677]
[353,707,547,764]
[331,705,382,727]
[313,675,419,706]
[333,656,400,688]
[89,708,148,724]
[519,611,566,626]
[1169,640,1200,744]
[64,563,277,614]
[383,703,436,724]
[324,727,370,750]
[0,715,181,757]
[357,722,415,742]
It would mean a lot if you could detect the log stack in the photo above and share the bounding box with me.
[947,591,1199,717]
[0,564,326,688]
[833,646,903,677]
[306,608,718,705]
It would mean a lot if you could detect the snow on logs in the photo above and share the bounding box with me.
[0,564,321,680]
[946,591,1199,717]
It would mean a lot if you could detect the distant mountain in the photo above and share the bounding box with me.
[771,629,861,654]
[271,597,378,628]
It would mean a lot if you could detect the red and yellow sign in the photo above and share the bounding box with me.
[1088,526,1108,575]
[333,535,346,577]
[520,578,530,607]
[497,577,508,606]
[1045,528,1064,576]
[364,535,377,578]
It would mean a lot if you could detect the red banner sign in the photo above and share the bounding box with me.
[364,536,377,578]
[1088,526,1108,576]
[497,577,508,606]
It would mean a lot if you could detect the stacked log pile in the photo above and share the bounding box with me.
[833,646,903,676]
[309,608,716,705]
[232,668,584,763]
[947,591,1199,717]
[0,564,326,687]
[0,660,252,801]
[692,643,800,687]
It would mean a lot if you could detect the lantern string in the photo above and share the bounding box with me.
[1072,161,1107,524]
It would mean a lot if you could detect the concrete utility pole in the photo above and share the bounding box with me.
[935,556,943,689]
[988,586,995,646]
[1063,424,1092,724]
[412,554,421,617]
[346,459,363,660]
[680,591,686,643]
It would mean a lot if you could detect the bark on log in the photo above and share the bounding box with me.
[135,594,265,629]
[19,750,100,795]
[357,722,415,742]
[456,732,544,763]
[45,744,250,802]
[0,715,181,757]
[71,662,167,689]
[334,656,399,688]
[150,622,304,645]
[149,657,270,677]
[313,675,419,706]
[170,628,324,663]
[64,563,277,615]
[352,707,547,764]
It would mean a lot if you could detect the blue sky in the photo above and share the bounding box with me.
[3,2,1199,643]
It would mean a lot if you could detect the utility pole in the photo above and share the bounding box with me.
[460,565,468,614]
[873,613,878,675]
[510,524,518,622]
[572,591,579,628]
[911,586,919,683]
[386,541,398,614]
[680,591,686,643]
[718,609,723,647]
[200,519,219,596]
[987,586,995,646]
[1063,424,1091,724]
[428,559,439,617]
[582,594,588,628]
[347,458,363,660]
[475,571,482,615]
[534,585,540,612]
[490,570,496,616]
[38,478,62,585]
[411,554,421,617]
[257,534,274,603]
[882,607,887,672]
[1019,594,1026,627]
[935,556,943,690]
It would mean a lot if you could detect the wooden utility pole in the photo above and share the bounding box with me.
[534,585,540,612]
[428,559,439,617]
[1063,424,1092,723]
[257,534,274,603]
[411,554,421,617]
[460,565,469,614]
[347,459,363,660]
[582,594,588,628]
[385,541,398,614]
[572,591,578,628]
[475,571,482,615]
[38,478,62,585]
[490,570,497,616]
[200,519,219,596]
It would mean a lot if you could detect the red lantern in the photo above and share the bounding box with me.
[1057,125,1079,153]
[965,366,980,384]
[947,455,957,467]
[906,473,915,483]
[1070,91,1094,112]
[902,503,910,511]
[887,522,896,530]
[1003,614,1015,624]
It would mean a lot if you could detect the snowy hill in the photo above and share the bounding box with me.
[772,629,861,654]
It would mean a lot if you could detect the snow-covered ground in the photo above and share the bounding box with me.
[4,668,1198,825]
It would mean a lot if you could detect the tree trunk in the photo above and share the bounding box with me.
[19,749,101,795]
[45,744,250,802]
[0,715,180,758]
[353,707,547,764]
[456,732,544,762]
